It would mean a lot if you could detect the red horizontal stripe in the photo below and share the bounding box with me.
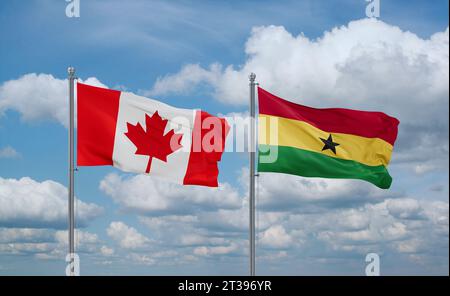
[77,83,121,166]
[258,87,399,145]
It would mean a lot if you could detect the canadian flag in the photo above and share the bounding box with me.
[77,83,229,187]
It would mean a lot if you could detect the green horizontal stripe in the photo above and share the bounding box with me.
[258,145,392,189]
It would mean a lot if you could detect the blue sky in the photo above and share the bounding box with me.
[0,0,448,275]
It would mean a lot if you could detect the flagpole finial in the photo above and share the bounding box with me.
[68,67,75,77]
[249,72,256,82]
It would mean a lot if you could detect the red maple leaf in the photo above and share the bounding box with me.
[124,111,183,173]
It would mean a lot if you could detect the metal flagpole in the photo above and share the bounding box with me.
[249,73,256,276]
[68,66,76,276]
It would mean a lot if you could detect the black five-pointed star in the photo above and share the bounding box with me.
[320,134,340,155]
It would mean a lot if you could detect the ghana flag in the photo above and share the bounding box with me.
[257,87,399,189]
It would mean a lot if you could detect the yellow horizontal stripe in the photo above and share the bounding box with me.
[259,114,393,167]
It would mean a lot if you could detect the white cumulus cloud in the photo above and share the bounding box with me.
[0,73,106,127]
[259,225,293,249]
[0,228,103,258]
[100,173,241,215]
[0,176,102,228]
[107,221,150,250]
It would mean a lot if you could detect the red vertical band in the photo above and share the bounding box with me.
[183,111,229,187]
[77,83,121,166]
